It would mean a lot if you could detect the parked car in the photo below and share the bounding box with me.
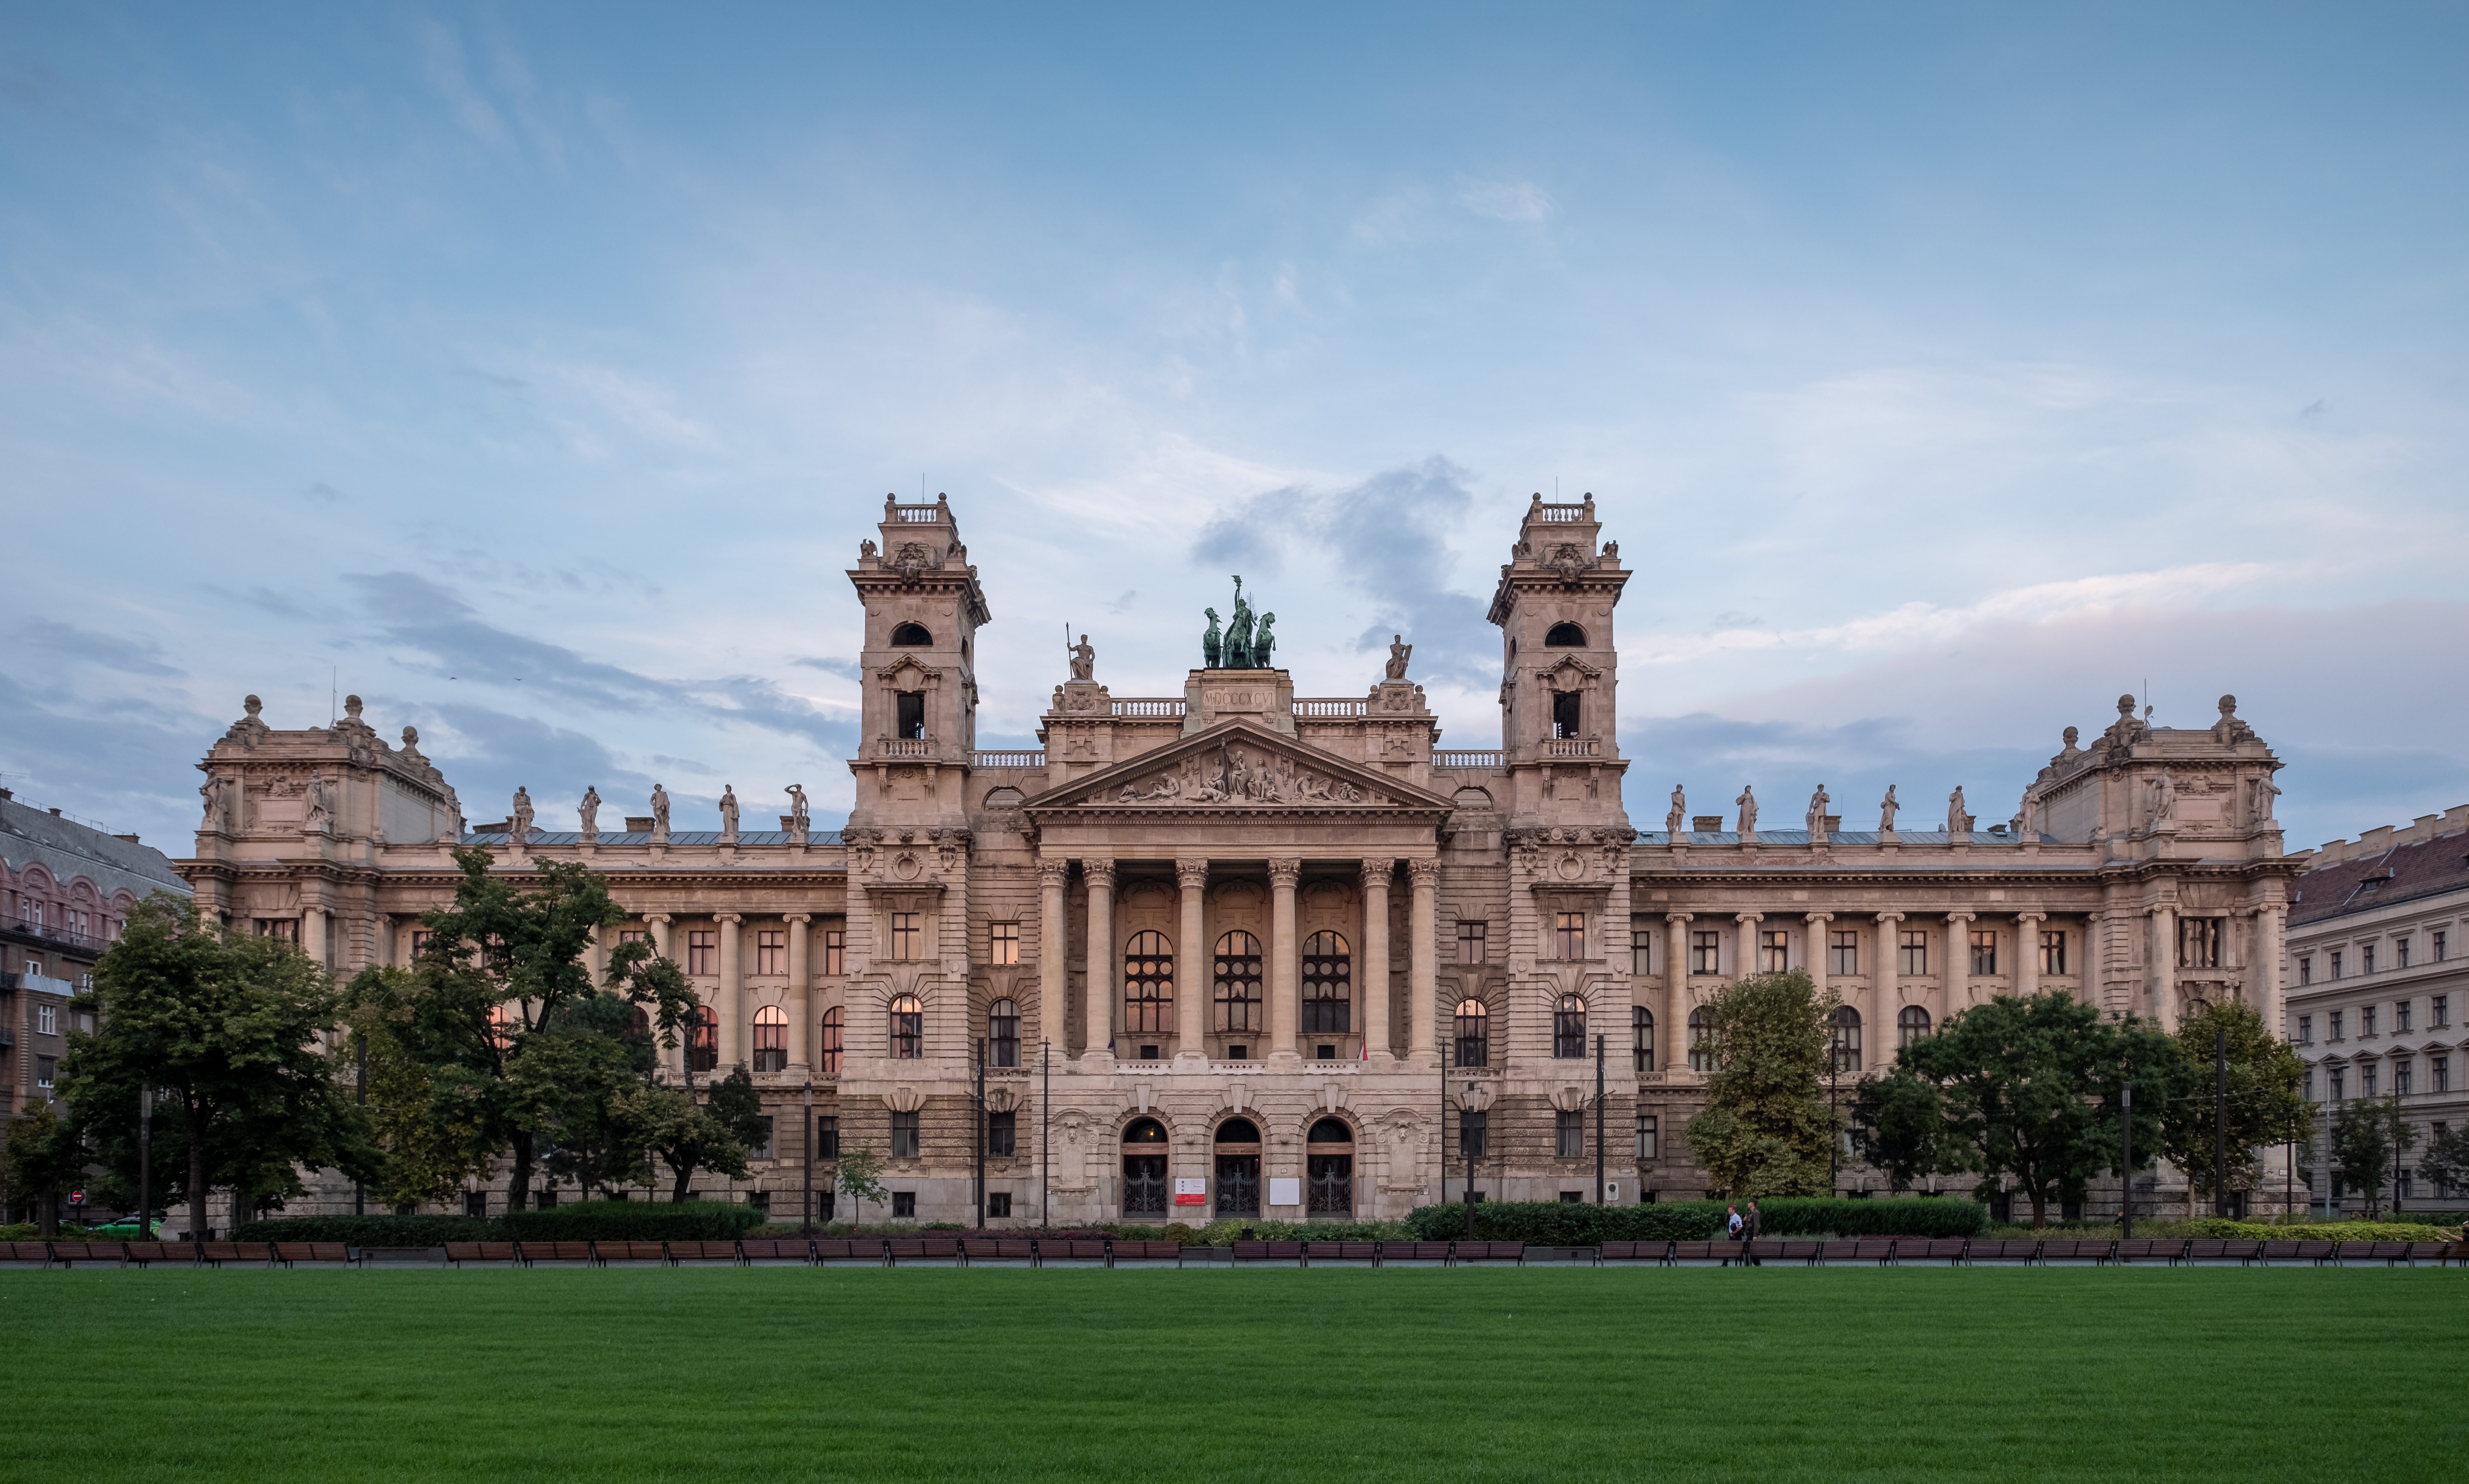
[84,1215,167,1239]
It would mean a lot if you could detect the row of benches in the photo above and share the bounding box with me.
[7,1235,2461,1269]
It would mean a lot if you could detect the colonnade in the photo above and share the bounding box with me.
[1039,854,1441,1066]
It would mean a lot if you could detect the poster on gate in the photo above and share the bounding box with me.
[1173,1177,1207,1207]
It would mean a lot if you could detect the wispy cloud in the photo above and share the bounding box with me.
[1455,177,1553,223]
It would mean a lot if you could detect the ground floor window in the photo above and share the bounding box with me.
[987,1192,1011,1218]
[988,1110,1016,1156]
[1307,1117,1354,1216]
[892,1192,916,1218]
[1556,1110,1584,1159]
[1635,1114,1657,1161]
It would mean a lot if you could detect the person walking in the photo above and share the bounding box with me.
[1725,1203,1743,1266]
[1743,1200,1762,1266]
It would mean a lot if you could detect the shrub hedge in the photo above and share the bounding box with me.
[2185,1218,2460,1242]
[1404,1197,1986,1245]
[233,1214,491,1246]
[499,1201,767,1243]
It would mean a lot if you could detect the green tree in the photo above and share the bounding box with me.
[1682,971,1841,1198]
[2160,999,2311,1209]
[59,897,371,1238]
[0,1099,90,1235]
[835,1144,889,1226]
[1850,992,2191,1228]
[2419,1121,2469,1203]
[2330,1094,2415,1216]
[343,849,695,1211]
[614,1075,755,1202]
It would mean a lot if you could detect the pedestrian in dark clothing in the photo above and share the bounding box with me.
[1742,1200,1761,1265]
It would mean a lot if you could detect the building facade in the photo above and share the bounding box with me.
[175,495,2304,1221]
[2283,805,2469,1215]
[1,790,191,1120]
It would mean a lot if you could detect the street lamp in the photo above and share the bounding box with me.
[137,1088,154,1241]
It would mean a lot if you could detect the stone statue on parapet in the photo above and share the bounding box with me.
[1735,785,1757,835]
[650,784,670,835]
[1224,578,1255,668]
[1947,785,1969,837]
[1252,612,1277,669]
[1070,634,1095,682]
[1666,785,1686,835]
[1879,784,1899,833]
[579,786,601,839]
[719,785,740,839]
[511,787,534,844]
[1806,784,1830,841]
[304,772,332,834]
[2250,772,2279,825]
[1203,609,1222,668]
[787,783,810,831]
[1386,635,1412,681]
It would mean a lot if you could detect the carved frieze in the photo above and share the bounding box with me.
[1086,740,1390,807]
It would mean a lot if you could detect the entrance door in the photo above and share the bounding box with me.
[1122,1117,1170,1218]
[1214,1116,1261,1217]
[1306,1117,1354,1216]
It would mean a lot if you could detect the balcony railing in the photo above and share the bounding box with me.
[890,502,945,523]
[1434,750,1505,768]
[1532,502,1590,523]
[1294,699,1367,717]
[875,737,937,758]
[2,920,101,953]
[1110,698,1186,717]
[973,750,1046,768]
[1543,737,1602,758]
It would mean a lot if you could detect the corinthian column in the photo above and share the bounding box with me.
[1407,858,1439,1063]
[1037,857,1069,1056]
[1361,859,1395,1061]
[1176,859,1209,1065]
[786,913,813,1074]
[1084,860,1116,1063]
[716,912,744,1070]
[1268,859,1302,1061]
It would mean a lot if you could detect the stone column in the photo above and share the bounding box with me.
[1875,912,1904,1044]
[2016,912,2045,998]
[2251,903,2285,1039]
[716,913,744,1071]
[1084,860,1117,1063]
[1735,912,1763,977]
[301,904,328,969]
[786,913,813,1074]
[1361,859,1394,1060]
[1407,859,1439,1063]
[1944,912,1974,1018]
[646,913,675,1075]
[1665,913,1693,1074]
[2150,904,2177,1026]
[1037,858,1070,1057]
[1268,859,1302,1060]
[1176,859,1209,1065]
[1805,912,1834,1000]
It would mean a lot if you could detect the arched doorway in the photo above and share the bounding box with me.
[1214,1118,1261,1217]
[1121,1118,1169,1219]
[1306,1117,1354,1217]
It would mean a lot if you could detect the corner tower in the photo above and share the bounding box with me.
[845,494,990,831]
[1487,492,1633,829]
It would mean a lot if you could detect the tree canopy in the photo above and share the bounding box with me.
[2160,999,2311,1207]
[1681,971,1842,1199]
[2329,1094,2415,1216]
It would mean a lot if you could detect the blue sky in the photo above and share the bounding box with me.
[3,3,2465,854]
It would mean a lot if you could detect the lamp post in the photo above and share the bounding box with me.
[1594,1034,1606,1205]
[137,1088,154,1241]
[2119,1083,2134,1240]
[974,1037,987,1229]
[801,1079,814,1235]
[1039,1039,1051,1233]
[354,1032,367,1218]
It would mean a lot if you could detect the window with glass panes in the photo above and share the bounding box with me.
[2362,1006,2377,1037]
[1555,1110,1584,1159]
[818,1008,843,1075]
[1457,1108,1486,1158]
[814,1115,839,1158]
[2396,936,2412,969]
[1690,931,1720,975]
[1632,1005,1653,1073]
[2361,1061,2379,1097]
[990,922,1020,966]
[1553,995,1586,1058]
[687,930,717,975]
[2397,1000,2413,1033]
[2040,929,2067,975]
[822,928,846,975]
[1453,999,1488,1068]
[2395,1059,2413,1095]
[1758,930,1788,973]
[988,998,1020,1067]
[755,930,785,975]
[1554,913,1585,960]
[2298,1015,2313,1045]
[1457,921,1486,964]
[1634,1114,1657,1160]
[888,913,921,961]
[1829,930,1857,976]
[2329,1009,2344,1040]
[1969,929,1997,976]
[1630,917,1653,976]
[988,1110,1016,1156]
[2435,994,2451,1027]
[892,1110,919,1159]
[2435,1056,2451,1093]
[1898,930,1928,976]
[2362,945,2376,974]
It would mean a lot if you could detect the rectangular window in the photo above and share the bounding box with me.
[891,1192,916,1219]
[255,918,299,943]
[814,1115,840,1159]
[755,930,785,975]
[2435,994,2451,1028]
[888,913,921,961]
[1758,930,1789,974]
[2435,930,2449,962]
[895,691,926,740]
[752,1117,775,1160]
[2395,1060,2413,1096]
[1554,913,1586,960]
[892,1110,920,1160]
[2328,1066,2345,1101]
[1690,931,1720,975]
[1899,930,1928,978]
[2362,945,2376,975]
[2303,1067,2314,1100]
[1457,1109,1486,1159]
[465,1192,488,1219]
[2396,937,2412,969]
[2396,1000,2413,1033]
[36,1003,57,1036]
[1630,917,1653,977]
[987,1192,1012,1218]
[1970,929,1998,977]
[1551,691,1581,739]
[2361,1006,2377,1037]
[2435,1057,2451,1094]
[687,930,717,976]
[615,929,643,947]
[1458,921,1487,965]
[2178,918,2221,970]
[1635,1114,1658,1161]
[2329,1010,2344,1041]
[1829,930,1858,977]
[990,922,1020,966]
[35,1055,55,1088]
[1555,1110,1584,1159]
[2299,956,2313,986]
[988,1110,1016,1157]
[2297,1015,2313,1046]
[2330,950,2343,980]
[2039,928,2067,976]
[823,929,846,976]
[2361,1062,2378,1098]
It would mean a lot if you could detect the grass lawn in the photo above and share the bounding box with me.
[6,1266,2463,1482]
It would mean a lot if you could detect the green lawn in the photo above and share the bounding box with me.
[6,1266,2462,1482]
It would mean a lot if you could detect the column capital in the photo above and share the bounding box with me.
[2015,910,2046,925]
[1267,858,1303,887]
[645,912,673,924]
[1666,911,1694,925]
[784,912,813,924]
[2249,903,2279,919]
[715,912,743,924]
[1084,859,1117,888]
[1175,858,1211,890]
[1036,856,1071,887]
[1359,857,1398,891]
[1944,910,1976,925]
[1804,911,1834,924]
[1875,910,1904,924]
[1735,911,1763,926]
[1406,857,1440,888]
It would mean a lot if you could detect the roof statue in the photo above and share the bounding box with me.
[1385,635,1412,681]
[1202,608,1222,668]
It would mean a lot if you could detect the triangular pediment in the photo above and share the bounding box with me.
[1021,719,1452,815]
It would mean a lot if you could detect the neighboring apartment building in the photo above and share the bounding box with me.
[2284,804,2469,1215]
[0,790,192,1117]
[175,494,2302,1222]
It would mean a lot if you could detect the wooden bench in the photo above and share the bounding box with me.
[667,1240,744,1265]
[1667,1240,1731,1265]
[1963,1239,2036,1265]
[443,1241,520,1267]
[1307,1241,1380,1266]
[2182,1238,2260,1266]
[1812,1238,1900,1266]
[1112,1240,1184,1266]
[596,1240,672,1265]
[2112,1237,2188,1265]
[0,1241,55,1266]
[2038,1239,2112,1265]
[271,1243,354,1267]
[1454,1241,1525,1266]
[2258,1239,2335,1266]
[516,1240,598,1267]
[45,1241,130,1267]
[1376,1241,1456,1265]
[958,1236,1039,1266]
[811,1238,880,1265]
[1598,1240,1672,1264]
[739,1237,814,1264]
[882,1236,963,1265]
[1043,1238,1113,1266]
[2399,1241,2457,1267]
[125,1240,196,1268]
[2334,1239,2410,1266]
[1230,1241,1305,1265]
[196,1241,273,1268]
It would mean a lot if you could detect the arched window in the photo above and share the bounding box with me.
[1898,1004,1932,1048]
[1121,1118,1168,1218]
[688,1006,719,1073]
[988,997,1020,1068]
[1214,931,1263,1032]
[1214,1117,1261,1217]
[1307,1118,1354,1216]
[1124,930,1174,1034]
[1553,994,1587,1059]
[889,995,923,1059]
[1687,1006,1715,1072]
[818,1007,843,1077]
[1633,1005,1654,1073]
[889,621,932,646]
[752,1005,788,1073]
[1830,1005,1861,1075]
[1454,998,1489,1068]
[1302,930,1351,1034]
[1544,622,1587,646]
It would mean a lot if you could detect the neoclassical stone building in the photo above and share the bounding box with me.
[175,495,2304,1222]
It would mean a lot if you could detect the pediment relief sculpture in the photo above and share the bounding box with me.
[1087,739,1391,807]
